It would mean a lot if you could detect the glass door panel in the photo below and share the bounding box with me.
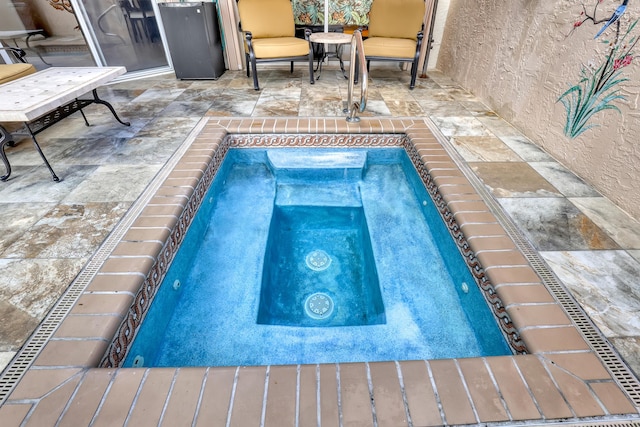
[0,0,94,68]
[78,0,169,72]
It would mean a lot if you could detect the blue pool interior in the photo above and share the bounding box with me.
[124,147,511,367]
[258,204,386,327]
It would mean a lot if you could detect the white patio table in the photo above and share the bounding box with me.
[0,66,129,181]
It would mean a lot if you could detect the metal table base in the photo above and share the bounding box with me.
[0,89,129,182]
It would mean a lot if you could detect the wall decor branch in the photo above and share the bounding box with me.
[560,0,638,138]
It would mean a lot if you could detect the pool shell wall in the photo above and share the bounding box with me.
[0,117,638,426]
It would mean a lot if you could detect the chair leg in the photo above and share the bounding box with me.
[250,58,260,90]
[409,60,418,90]
[245,53,251,78]
[290,61,294,73]
[308,55,314,85]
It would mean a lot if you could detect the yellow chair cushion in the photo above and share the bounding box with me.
[368,0,425,40]
[238,0,296,39]
[0,63,36,85]
[363,37,418,59]
[250,37,310,59]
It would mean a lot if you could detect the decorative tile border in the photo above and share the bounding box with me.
[231,133,402,147]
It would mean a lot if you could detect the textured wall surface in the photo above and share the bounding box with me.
[437,0,640,218]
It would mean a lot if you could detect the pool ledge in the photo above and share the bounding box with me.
[0,117,638,426]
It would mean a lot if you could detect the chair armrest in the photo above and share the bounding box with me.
[243,30,255,56]
[414,31,424,58]
[0,46,28,63]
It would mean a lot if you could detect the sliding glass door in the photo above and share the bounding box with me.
[0,0,94,67]
[75,0,169,73]
[0,0,169,74]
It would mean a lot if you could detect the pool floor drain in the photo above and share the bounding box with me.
[305,249,331,271]
[304,292,334,319]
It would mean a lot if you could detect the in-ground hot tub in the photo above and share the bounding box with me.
[121,146,512,367]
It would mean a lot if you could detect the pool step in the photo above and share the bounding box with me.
[267,150,367,182]
[275,183,362,207]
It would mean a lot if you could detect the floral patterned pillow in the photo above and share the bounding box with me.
[293,0,372,26]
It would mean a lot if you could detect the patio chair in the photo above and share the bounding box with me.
[362,0,425,89]
[0,46,36,85]
[237,0,314,90]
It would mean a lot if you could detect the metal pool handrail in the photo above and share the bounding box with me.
[346,29,368,122]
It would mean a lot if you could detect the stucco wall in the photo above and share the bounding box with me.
[437,0,640,219]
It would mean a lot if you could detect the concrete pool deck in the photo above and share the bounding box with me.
[0,116,638,425]
[0,67,639,425]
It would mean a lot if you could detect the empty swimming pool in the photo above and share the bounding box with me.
[123,147,511,367]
